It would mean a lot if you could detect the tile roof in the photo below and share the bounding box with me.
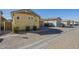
[1,16,7,21]
[11,9,40,17]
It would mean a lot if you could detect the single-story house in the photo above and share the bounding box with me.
[43,17,62,27]
[70,20,74,26]
[74,21,79,25]
[11,9,41,31]
[61,20,71,27]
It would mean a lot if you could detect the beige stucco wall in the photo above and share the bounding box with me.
[12,13,40,30]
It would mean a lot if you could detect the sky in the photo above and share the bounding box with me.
[0,9,79,21]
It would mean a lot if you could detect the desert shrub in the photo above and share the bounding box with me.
[33,26,37,31]
[25,26,30,31]
[13,27,19,33]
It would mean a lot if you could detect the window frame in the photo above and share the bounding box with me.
[17,17,20,19]
[28,16,33,20]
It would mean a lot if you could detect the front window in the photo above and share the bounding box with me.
[17,17,20,19]
[28,16,33,20]
[28,17,30,19]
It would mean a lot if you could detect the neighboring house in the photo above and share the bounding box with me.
[70,20,74,26]
[39,20,44,27]
[11,9,40,31]
[0,15,7,31]
[4,20,12,31]
[43,17,62,27]
[61,20,71,26]
[74,21,79,25]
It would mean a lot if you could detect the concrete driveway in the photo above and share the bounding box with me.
[0,26,79,49]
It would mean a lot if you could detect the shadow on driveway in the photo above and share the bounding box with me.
[31,27,63,35]
[7,27,63,35]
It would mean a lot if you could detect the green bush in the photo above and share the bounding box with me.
[33,26,37,31]
[13,27,19,33]
[25,26,30,31]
